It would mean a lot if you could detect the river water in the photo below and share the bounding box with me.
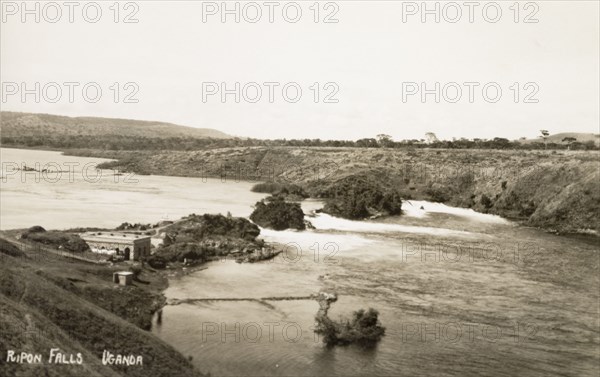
[1,148,598,377]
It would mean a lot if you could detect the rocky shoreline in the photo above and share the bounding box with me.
[64,146,599,235]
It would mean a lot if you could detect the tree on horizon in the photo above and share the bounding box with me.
[562,136,577,150]
[540,130,550,149]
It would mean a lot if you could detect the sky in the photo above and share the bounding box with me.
[1,0,599,141]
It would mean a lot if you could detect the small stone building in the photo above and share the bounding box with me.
[113,271,134,286]
[81,232,151,261]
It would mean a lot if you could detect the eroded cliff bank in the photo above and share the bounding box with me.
[71,147,599,234]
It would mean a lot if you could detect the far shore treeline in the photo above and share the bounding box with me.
[1,111,598,151]
[3,134,599,151]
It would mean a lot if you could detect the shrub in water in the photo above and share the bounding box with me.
[250,195,306,230]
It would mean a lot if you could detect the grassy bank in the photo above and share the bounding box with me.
[0,236,203,377]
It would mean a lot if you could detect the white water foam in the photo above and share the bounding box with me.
[400,200,509,224]
[259,227,377,249]
[307,213,476,237]
[261,211,478,239]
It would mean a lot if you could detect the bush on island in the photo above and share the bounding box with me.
[315,308,386,347]
[155,213,266,264]
[250,195,306,230]
[318,175,402,219]
[251,182,308,200]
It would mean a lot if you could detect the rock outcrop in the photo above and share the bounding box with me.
[155,213,267,263]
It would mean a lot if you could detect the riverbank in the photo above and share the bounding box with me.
[0,213,290,377]
[60,146,600,235]
[0,236,203,377]
[0,212,289,325]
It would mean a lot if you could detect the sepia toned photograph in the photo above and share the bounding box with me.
[0,1,599,376]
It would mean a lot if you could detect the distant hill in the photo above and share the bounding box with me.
[0,111,232,139]
[519,132,600,145]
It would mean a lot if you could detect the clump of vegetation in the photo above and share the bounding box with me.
[251,182,308,200]
[164,213,261,242]
[0,238,25,258]
[425,172,476,205]
[317,174,402,219]
[129,265,143,280]
[146,255,167,269]
[155,213,268,264]
[117,222,153,231]
[250,195,306,230]
[63,226,109,233]
[315,308,386,347]
[20,228,89,253]
[155,242,212,263]
[480,194,493,209]
[425,183,452,203]
[27,225,46,233]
